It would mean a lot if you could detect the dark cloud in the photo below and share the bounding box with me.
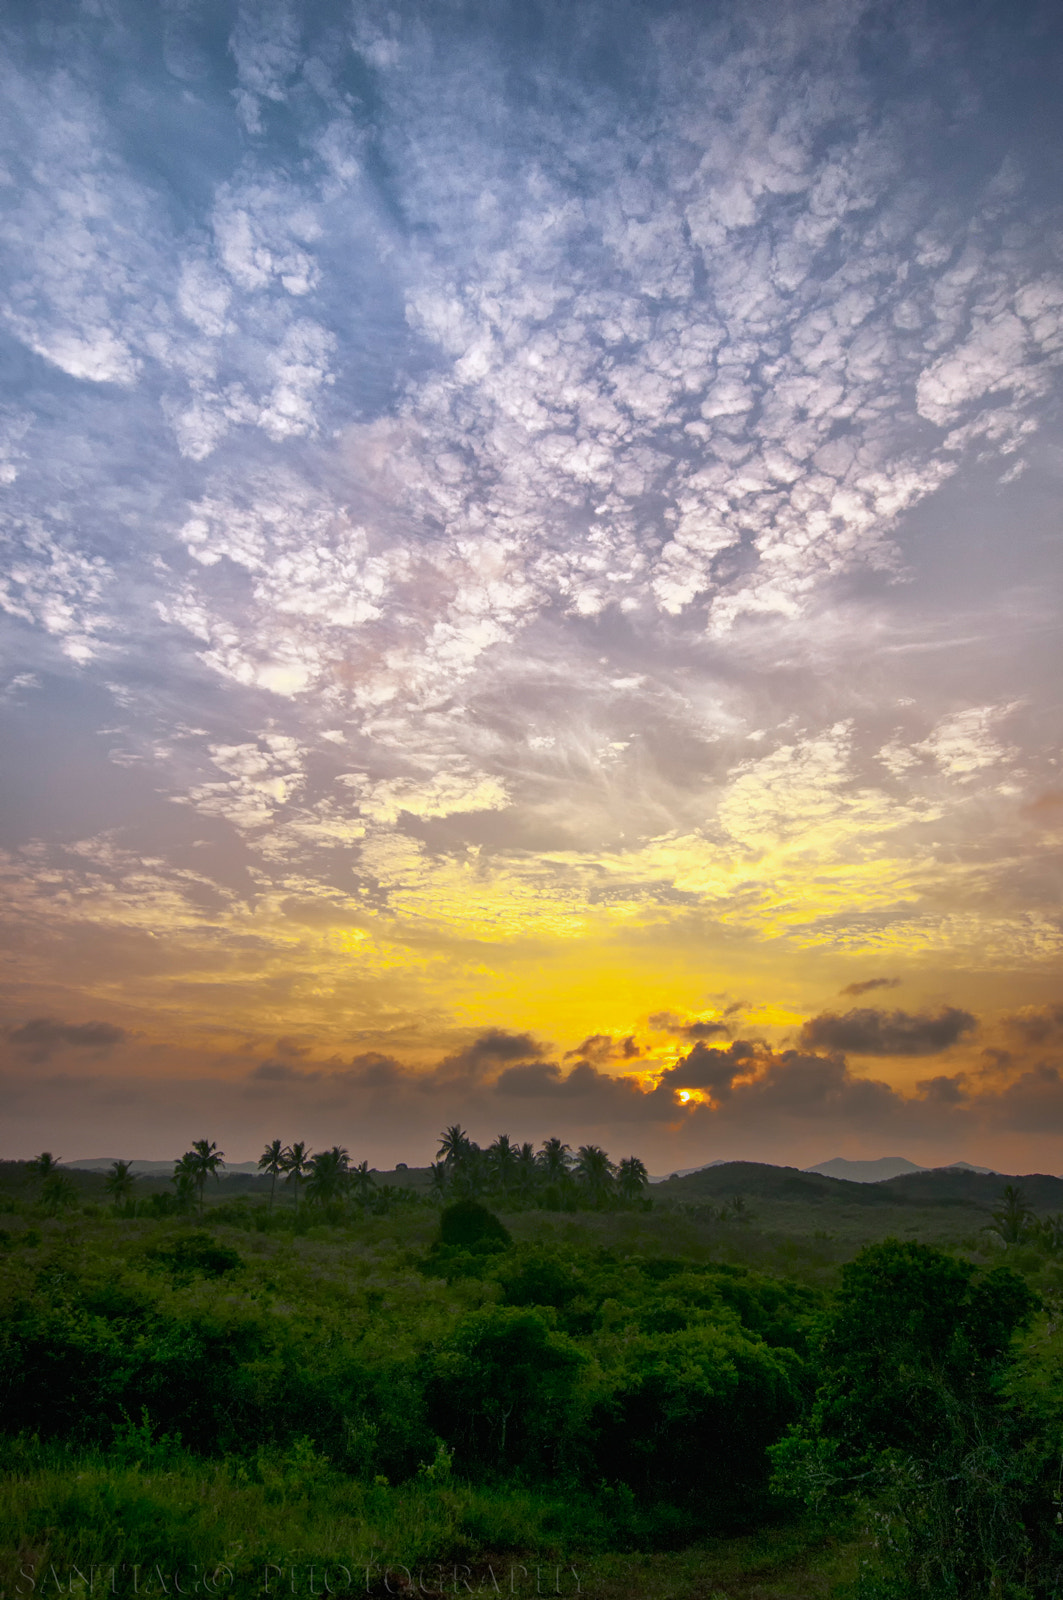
[1003,1006,1063,1046]
[655,1040,756,1100]
[915,1074,969,1105]
[274,1035,314,1058]
[800,1006,977,1056]
[648,1012,731,1041]
[442,1030,544,1073]
[565,1033,642,1063]
[7,1017,128,1063]
[840,977,901,997]
[495,1059,676,1121]
[250,1059,312,1083]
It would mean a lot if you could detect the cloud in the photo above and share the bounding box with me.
[1003,1006,1063,1046]
[7,1018,128,1063]
[799,1007,978,1056]
[649,1012,732,1041]
[438,1030,544,1075]
[564,1033,642,1063]
[840,977,901,997]
[655,1040,756,1100]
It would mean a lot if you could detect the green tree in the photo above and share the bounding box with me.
[40,1171,78,1213]
[28,1152,61,1189]
[426,1305,585,1475]
[104,1159,136,1212]
[257,1139,286,1211]
[772,1239,1039,1598]
[990,1183,1035,1246]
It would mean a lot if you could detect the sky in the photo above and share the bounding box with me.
[1,0,1061,1175]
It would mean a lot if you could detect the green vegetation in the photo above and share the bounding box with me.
[3,1151,1063,1597]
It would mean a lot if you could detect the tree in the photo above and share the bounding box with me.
[437,1125,473,1168]
[487,1133,519,1199]
[41,1172,78,1213]
[350,1160,376,1207]
[772,1238,1040,1598]
[306,1146,350,1207]
[990,1183,1035,1246]
[28,1152,60,1188]
[617,1155,649,1204]
[515,1141,539,1200]
[104,1159,136,1212]
[537,1138,571,1183]
[574,1145,616,1208]
[185,1139,225,1214]
[171,1154,197,1213]
[281,1141,312,1209]
[257,1139,286,1212]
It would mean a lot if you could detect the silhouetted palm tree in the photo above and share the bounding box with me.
[574,1144,616,1208]
[515,1141,538,1199]
[28,1152,60,1188]
[104,1159,136,1211]
[186,1139,225,1213]
[258,1139,286,1211]
[281,1141,312,1209]
[437,1125,472,1167]
[350,1160,376,1206]
[306,1146,350,1206]
[537,1138,571,1183]
[488,1133,519,1197]
[171,1153,196,1211]
[617,1155,649,1203]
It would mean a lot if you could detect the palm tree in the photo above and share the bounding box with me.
[991,1184,1034,1246]
[437,1125,472,1168]
[186,1139,225,1214]
[41,1171,78,1213]
[537,1138,571,1183]
[428,1160,450,1200]
[104,1159,136,1212]
[171,1154,197,1212]
[350,1160,376,1207]
[281,1141,312,1209]
[617,1155,649,1204]
[306,1146,350,1207]
[574,1145,616,1208]
[515,1141,538,1200]
[258,1139,286,1211]
[488,1133,519,1198]
[28,1152,61,1190]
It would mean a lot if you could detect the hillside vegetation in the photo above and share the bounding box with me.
[3,1151,1063,1598]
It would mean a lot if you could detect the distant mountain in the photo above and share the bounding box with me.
[807,1157,995,1182]
[648,1159,731,1183]
[807,1156,927,1183]
[68,1157,261,1175]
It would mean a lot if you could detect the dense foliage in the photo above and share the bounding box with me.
[5,1159,1063,1597]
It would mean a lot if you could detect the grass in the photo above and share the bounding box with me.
[0,1441,865,1600]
